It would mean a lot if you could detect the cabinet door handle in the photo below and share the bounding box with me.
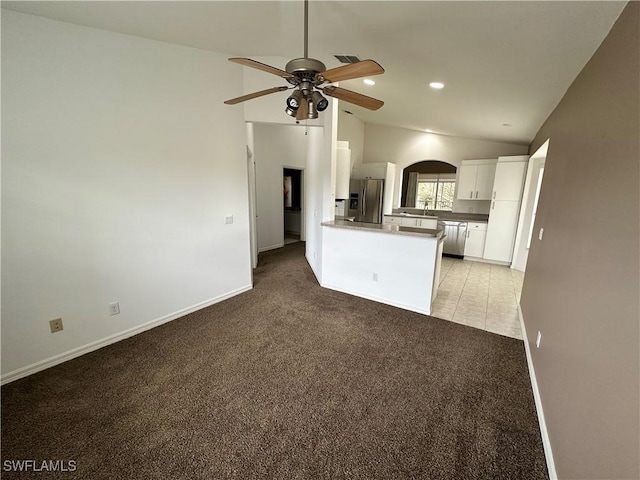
[493,191,496,199]
[467,230,470,238]
[475,191,478,199]
[469,191,473,199]
[492,201,495,210]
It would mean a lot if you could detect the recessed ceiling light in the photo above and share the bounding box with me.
[425,129,434,133]
[429,82,445,89]
[363,79,376,86]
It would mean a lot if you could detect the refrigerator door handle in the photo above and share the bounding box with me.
[360,184,366,220]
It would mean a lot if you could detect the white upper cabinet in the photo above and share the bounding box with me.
[492,157,528,201]
[456,159,496,200]
[475,164,497,200]
[351,163,387,180]
[456,165,478,200]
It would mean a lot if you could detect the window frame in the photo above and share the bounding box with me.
[415,173,456,211]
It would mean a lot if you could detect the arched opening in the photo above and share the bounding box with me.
[400,160,457,210]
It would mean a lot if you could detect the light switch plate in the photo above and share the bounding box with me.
[225,215,233,225]
[539,228,544,240]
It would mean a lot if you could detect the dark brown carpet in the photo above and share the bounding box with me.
[1,242,547,479]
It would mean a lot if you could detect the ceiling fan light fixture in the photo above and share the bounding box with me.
[363,79,376,86]
[223,0,385,119]
[307,98,318,119]
[286,90,304,110]
[311,91,329,112]
[429,82,445,89]
[285,106,297,117]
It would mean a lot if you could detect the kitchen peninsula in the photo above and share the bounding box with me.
[321,220,445,315]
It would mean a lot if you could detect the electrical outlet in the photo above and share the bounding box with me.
[536,331,542,348]
[109,302,120,316]
[49,318,63,333]
[372,272,378,282]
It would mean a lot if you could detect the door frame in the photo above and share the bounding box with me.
[282,166,305,244]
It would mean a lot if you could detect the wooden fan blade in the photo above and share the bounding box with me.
[323,86,384,111]
[229,58,293,79]
[224,86,288,105]
[320,59,384,83]
[296,97,309,120]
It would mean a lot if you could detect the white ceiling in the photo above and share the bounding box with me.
[2,1,627,145]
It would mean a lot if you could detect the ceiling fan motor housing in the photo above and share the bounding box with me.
[285,58,326,83]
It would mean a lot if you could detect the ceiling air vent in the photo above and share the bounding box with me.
[333,54,361,64]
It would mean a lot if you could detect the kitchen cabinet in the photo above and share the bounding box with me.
[492,157,528,201]
[456,159,496,200]
[483,156,529,263]
[382,216,438,230]
[464,222,487,258]
[483,201,521,262]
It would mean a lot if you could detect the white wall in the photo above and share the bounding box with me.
[252,123,308,252]
[337,110,365,166]
[1,11,252,380]
[322,227,438,315]
[362,124,528,210]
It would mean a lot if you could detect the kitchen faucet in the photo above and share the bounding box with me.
[423,202,429,216]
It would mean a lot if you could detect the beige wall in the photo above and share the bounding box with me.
[522,3,639,479]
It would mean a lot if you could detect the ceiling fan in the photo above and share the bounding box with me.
[224,0,385,121]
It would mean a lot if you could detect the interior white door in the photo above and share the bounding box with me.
[484,200,520,262]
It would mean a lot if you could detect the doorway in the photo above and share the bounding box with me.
[283,167,304,245]
[512,140,548,272]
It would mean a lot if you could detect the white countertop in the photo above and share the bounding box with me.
[384,213,439,220]
[322,220,444,239]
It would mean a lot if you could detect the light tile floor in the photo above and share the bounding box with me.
[431,257,525,340]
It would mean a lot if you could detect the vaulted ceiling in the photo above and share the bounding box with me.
[2,1,627,145]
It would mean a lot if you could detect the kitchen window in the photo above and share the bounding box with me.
[416,173,456,211]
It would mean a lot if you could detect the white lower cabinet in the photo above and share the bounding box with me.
[464,222,487,258]
[483,201,520,263]
[383,216,438,230]
[401,217,418,227]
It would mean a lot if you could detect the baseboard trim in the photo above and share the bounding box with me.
[258,243,285,253]
[518,304,557,480]
[1,284,253,385]
[321,282,431,316]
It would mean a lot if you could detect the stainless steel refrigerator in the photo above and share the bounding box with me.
[348,179,384,224]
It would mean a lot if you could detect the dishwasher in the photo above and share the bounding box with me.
[438,220,468,257]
